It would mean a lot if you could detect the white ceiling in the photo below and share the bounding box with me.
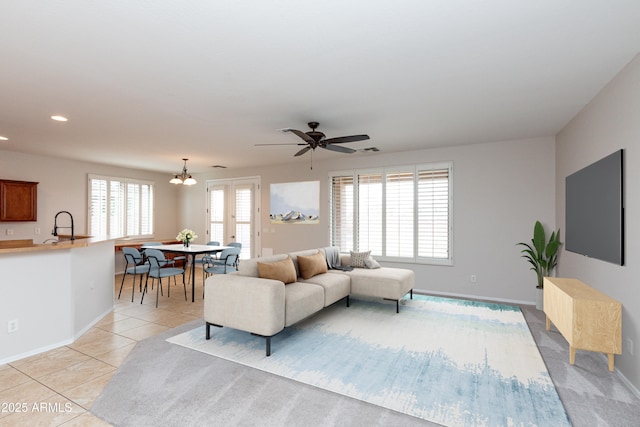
[1,1,639,175]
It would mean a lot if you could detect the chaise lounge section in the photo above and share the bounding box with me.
[204,247,414,356]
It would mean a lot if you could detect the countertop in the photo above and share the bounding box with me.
[0,235,120,255]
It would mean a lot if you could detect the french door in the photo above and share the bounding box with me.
[206,177,260,260]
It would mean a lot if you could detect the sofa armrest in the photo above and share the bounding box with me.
[204,274,285,337]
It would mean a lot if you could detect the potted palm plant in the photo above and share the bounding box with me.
[517,220,562,310]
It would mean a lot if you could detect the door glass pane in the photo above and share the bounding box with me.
[209,187,226,244]
[235,186,253,259]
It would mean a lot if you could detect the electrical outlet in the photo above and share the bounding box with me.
[470,275,477,283]
[6,228,13,236]
[8,319,19,334]
[627,338,634,356]
[35,227,41,234]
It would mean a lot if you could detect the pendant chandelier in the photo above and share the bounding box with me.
[170,158,197,185]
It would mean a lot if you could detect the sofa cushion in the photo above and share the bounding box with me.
[301,272,350,307]
[297,252,328,279]
[284,282,325,327]
[330,267,414,300]
[350,250,371,268]
[258,257,297,284]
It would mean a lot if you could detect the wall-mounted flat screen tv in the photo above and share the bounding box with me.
[565,149,624,265]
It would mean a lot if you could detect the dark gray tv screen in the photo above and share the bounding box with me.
[565,150,624,265]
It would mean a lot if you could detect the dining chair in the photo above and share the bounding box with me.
[143,242,186,268]
[189,241,220,283]
[119,247,150,302]
[226,242,242,267]
[143,248,186,308]
[205,247,240,276]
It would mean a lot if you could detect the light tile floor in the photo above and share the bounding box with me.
[0,271,205,426]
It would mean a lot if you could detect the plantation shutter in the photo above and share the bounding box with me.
[357,173,383,255]
[88,175,154,238]
[330,175,354,252]
[140,183,153,235]
[386,171,414,257]
[417,167,450,259]
[90,178,108,236]
[110,180,125,237]
[126,183,140,236]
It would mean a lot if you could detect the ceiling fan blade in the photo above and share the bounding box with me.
[323,144,356,154]
[255,143,307,146]
[284,129,315,144]
[294,146,312,157]
[323,134,370,144]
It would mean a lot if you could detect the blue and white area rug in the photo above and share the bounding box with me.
[167,295,570,427]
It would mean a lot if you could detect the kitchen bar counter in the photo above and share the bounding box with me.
[0,235,118,364]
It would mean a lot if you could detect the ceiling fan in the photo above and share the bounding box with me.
[256,122,370,157]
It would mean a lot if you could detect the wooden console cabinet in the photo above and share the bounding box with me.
[0,179,38,221]
[544,277,622,371]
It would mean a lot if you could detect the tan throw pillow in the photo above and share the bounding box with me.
[297,252,328,279]
[350,250,371,268]
[257,257,297,284]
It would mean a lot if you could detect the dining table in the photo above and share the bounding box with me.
[141,243,232,302]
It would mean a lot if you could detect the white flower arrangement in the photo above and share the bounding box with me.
[176,228,198,242]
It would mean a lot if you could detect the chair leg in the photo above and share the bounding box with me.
[118,273,126,299]
[156,277,162,308]
[141,276,148,304]
[183,273,187,301]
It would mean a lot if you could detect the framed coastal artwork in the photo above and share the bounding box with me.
[270,180,319,224]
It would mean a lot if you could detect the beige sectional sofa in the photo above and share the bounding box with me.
[204,247,414,356]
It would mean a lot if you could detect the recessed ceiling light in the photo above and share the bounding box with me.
[51,115,68,122]
[0,136,8,141]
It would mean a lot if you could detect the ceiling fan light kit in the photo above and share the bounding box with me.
[171,158,197,185]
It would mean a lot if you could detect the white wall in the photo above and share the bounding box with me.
[0,150,180,241]
[188,136,556,304]
[556,54,640,390]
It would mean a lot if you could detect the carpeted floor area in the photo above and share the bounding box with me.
[90,297,640,427]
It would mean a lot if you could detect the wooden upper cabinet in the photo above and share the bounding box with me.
[0,180,38,222]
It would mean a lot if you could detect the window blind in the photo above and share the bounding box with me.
[88,175,154,238]
[330,175,354,252]
[418,168,449,259]
[357,173,383,255]
[330,162,452,264]
[386,171,414,257]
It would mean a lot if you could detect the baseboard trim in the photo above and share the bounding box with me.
[0,305,115,366]
[413,289,534,306]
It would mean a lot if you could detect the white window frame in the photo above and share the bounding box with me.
[329,162,453,265]
[88,174,155,238]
